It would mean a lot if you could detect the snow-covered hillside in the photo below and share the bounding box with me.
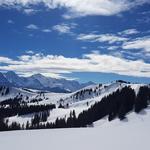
[0,86,46,102]
[94,106,150,127]
[1,81,149,127]
[56,81,145,108]
[0,108,150,150]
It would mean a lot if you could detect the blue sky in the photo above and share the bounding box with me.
[0,0,150,83]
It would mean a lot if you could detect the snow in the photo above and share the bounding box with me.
[130,84,145,95]
[94,106,150,128]
[5,82,148,126]
[1,108,150,150]
[7,114,33,125]
[1,71,94,92]
[0,87,35,102]
[1,82,150,150]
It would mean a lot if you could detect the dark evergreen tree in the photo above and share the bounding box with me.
[135,86,150,113]
[0,117,8,131]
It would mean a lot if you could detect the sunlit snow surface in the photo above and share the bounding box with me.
[0,83,150,150]
[1,108,150,150]
[5,82,146,125]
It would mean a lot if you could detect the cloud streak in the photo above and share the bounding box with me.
[0,0,149,18]
[77,33,128,44]
[123,36,150,52]
[26,24,39,30]
[52,23,76,34]
[0,52,150,78]
[118,29,139,36]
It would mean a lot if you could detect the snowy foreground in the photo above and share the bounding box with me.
[1,108,150,150]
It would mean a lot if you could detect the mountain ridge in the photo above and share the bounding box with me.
[0,81,149,131]
[0,71,95,93]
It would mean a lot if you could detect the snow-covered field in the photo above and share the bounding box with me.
[1,108,150,150]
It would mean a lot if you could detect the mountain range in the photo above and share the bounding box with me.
[0,71,95,93]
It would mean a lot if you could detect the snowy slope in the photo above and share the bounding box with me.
[1,81,150,150]
[94,106,150,128]
[5,81,148,126]
[57,81,145,107]
[1,108,150,150]
[0,86,49,103]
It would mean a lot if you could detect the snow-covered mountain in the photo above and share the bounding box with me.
[0,82,150,150]
[0,81,149,127]
[58,80,142,107]
[0,72,11,86]
[0,80,148,105]
[1,71,95,92]
[0,81,150,134]
[30,73,94,92]
[0,80,128,102]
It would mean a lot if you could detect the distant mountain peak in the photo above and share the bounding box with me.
[0,71,95,92]
[6,71,16,74]
[31,73,45,78]
[5,71,18,77]
[0,72,11,85]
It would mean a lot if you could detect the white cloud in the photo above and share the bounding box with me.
[140,10,150,15]
[26,50,34,54]
[118,29,139,35]
[26,24,52,33]
[26,24,39,30]
[8,19,14,24]
[0,56,22,65]
[23,8,38,15]
[42,29,51,33]
[81,46,87,50]
[0,57,14,64]
[123,36,150,52]
[107,46,119,50]
[52,23,76,34]
[109,51,123,58]
[52,23,71,34]
[28,33,34,37]
[77,33,128,44]
[0,0,149,18]
[0,52,150,78]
